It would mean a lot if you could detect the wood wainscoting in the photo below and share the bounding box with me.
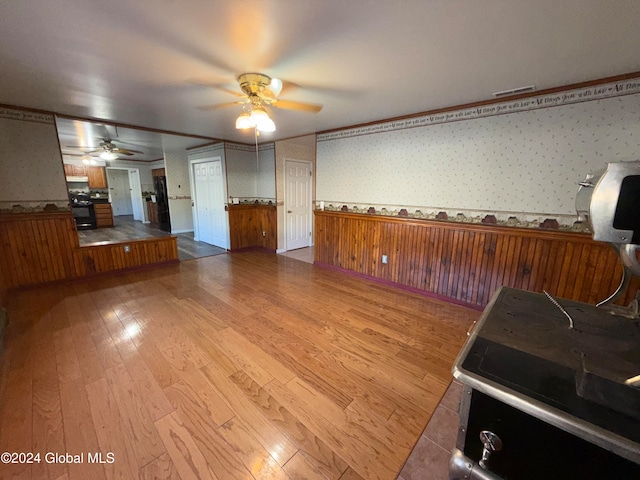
[228,204,277,251]
[0,212,179,293]
[0,256,6,308]
[314,211,639,308]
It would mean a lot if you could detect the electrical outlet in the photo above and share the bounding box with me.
[382,254,388,264]
[124,244,131,253]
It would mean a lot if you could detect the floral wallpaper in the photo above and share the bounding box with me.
[0,110,70,213]
[257,145,276,199]
[317,92,640,225]
[164,151,193,232]
[225,143,276,200]
[225,145,259,198]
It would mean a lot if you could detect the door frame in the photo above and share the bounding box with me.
[127,169,145,222]
[106,167,142,218]
[284,158,313,251]
[189,156,229,248]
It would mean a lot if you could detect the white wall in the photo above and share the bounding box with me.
[317,85,640,225]
[109,159,156,194]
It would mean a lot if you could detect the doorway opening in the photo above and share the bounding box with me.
[106,167,144,222]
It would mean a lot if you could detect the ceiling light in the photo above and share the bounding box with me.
[100,150,117,160]
[236,105,276,133]
[235,111,254,129]
[81,154,92,164]
[250,107,276,132]
[257,116,276,133]
[269,77,283,97]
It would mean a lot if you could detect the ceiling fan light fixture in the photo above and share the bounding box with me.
[257,116,276,133]
[269,77,283,97]
[100,150,118,160]
[250,107,276,132]
[235,111,254,129]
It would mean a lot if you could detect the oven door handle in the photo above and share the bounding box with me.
[450,448,503,480]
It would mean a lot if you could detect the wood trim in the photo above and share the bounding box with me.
[228,204,277,251]
[0,212,179,290]
[317,71,640,135]
[53,112,221,142]
[314,210,639,308]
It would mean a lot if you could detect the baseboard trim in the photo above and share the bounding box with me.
[229,246,276,254]
[171,229,194,234]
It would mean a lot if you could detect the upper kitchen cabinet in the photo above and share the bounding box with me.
[64,164,87,177]
[87,166,107,188]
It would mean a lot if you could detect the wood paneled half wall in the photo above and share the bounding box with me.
[0,212,178,297]
[228,204,277,251]
[314,211,639,308]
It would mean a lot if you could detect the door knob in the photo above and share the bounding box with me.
[479,430,502,469]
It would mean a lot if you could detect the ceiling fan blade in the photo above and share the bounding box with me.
[187,79,245,97]
[197,100,245,111]
[114,148,144,155]
[66,145,97,149]
[272,99,323,113]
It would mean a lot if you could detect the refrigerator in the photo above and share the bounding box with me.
[153,175,171,232]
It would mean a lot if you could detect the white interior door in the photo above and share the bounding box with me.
[193,159,228,249]
[128,169,144,221]
[285,159,312,250]
[107,169,133,216]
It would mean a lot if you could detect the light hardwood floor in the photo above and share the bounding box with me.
[0,251,479,480]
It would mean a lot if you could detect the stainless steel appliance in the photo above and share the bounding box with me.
[450,161,640,479]
[70,193,97,230]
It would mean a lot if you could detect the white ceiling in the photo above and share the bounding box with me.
[2,0,640,152]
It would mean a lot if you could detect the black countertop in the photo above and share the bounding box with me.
[453,287,640,464]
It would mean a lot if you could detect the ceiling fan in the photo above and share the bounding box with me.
[198,73,323,133]
[65,138,144,160]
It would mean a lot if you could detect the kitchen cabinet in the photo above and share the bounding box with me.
[87,166,107,189]
[152,168,165,177]
[64,164,87,176]
[147,201,158,225]
[94,203,114,228]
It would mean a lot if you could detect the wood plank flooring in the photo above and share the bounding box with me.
[0,251,479,479]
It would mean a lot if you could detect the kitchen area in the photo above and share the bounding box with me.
[64,160,169,238]
[56,117,228,260]
[65,162,114,230]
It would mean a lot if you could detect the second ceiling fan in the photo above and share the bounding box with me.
[66,138,144,160]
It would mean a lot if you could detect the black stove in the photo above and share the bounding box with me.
[70,193,96,230]
[451,287,640,479]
